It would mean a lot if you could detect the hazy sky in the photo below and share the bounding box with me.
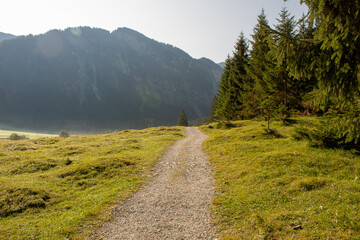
[1,0,307,63]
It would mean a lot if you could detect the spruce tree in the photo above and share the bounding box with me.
[208,96,217,122]
[289,0,360,145]
[248,9,270,81]
[273,7,298,109]
[215,56,234,121]
[289,14,318,114]
[215,33,250,121]
[289,13,319,81]
[231,32,250,119]
[298,0,360,97]
[246,9,272,118]
[177,109,188,126]
[262,7,299,124]
[248,8,299,126]
[260,33,280,130]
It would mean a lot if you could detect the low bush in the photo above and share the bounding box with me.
[8,133,27,141]
[59,130,70,138]
[293,121,359,150]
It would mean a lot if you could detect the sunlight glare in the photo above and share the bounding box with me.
[70,27,82,37]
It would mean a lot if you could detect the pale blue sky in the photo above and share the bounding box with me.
[0,0,307,62]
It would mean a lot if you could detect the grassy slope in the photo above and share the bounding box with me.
[0,127,184,239]
[200,118,360,239]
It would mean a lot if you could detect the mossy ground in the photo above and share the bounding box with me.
[200,118,360,239]
[0,127,184,239]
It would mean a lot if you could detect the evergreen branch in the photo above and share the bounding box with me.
[260,22,319,44]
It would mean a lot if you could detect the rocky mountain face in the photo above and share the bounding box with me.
[0,27,221,131]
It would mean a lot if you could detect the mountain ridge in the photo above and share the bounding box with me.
[0,27,221,132]
[0,32,16,43]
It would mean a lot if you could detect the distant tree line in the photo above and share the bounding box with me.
[213,0,360,149]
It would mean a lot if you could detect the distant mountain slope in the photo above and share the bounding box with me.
[217,62,225,68]
[0,32,16,43]
[0,27,221,131]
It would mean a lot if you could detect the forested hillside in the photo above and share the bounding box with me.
[0,27,221,132]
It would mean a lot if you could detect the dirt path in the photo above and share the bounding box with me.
[92,127,216,240]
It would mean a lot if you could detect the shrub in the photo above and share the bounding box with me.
[59,130,70,138]
[8,133,27,140]
[293,121,359,150]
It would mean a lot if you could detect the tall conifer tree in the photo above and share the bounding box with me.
[216,56,235,121]
[295,0,360,145]
[208,96,217,122]
[229,32,250,119]
[261,7,300,124]
[215,33,250,121]
[298,0,360,97]
[246,9,272,118]
[273,7,298,109]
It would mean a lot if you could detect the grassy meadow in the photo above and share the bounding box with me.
[0,126,184,239]
[0,129,56,140]
[200,118,360,239]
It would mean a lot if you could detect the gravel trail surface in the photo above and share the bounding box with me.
[92,127,216,240]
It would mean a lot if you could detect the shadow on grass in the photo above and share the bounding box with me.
[263,128,284,139]
[214,122,241,130]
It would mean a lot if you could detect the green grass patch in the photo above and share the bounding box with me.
[0,126,184,239]
[200,118,360,239]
